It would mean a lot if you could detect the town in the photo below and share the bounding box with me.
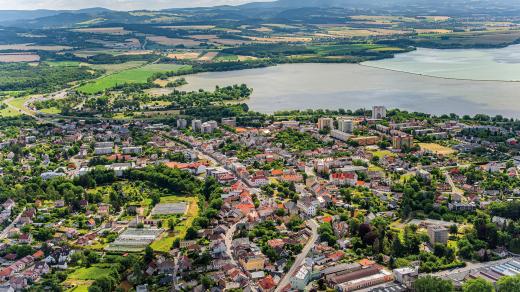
[0,105,518,292]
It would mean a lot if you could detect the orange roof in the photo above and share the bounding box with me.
[322,216,332,223]
[356,181,365,186]
[359,258,376,267]
[0,267,12,277]
[327,251,344,260]
[236,204,254,214]
[32,250,44,259]
[259,275,276,290]
[271,169,283,176]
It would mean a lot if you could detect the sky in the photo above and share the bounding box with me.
[0,0,274,10]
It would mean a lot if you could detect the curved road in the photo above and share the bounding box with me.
[275,219,318,292]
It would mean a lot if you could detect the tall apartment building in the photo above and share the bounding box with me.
[201,121,218,133]
[338,118,354,133]
[392,134,414,149]
[372,106,387,119]
[317,117,334,131]
[176,119,187,129]
[191,119,202,132]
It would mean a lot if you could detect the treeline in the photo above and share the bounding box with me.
[0,63,102,93]
[123,165,200,195]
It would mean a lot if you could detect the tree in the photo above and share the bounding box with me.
[144,246,154,263]
[151,192,160,207]
[414,276,454,292]
[496,274,520,292]
[463,278,494,292]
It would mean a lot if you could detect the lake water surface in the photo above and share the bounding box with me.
[182,46,520,117]
[363,45,520,81]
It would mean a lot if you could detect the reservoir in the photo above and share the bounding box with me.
[182,46,520,117]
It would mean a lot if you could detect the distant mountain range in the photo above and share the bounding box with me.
[1,0,520,28]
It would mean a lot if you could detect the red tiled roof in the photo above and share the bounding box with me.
[258,275,276,290]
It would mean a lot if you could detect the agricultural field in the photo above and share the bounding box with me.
[0,44,72,51]
[146,36,201,47]
[71,27,131,35]
[77,63,191,94]
[0,53,40,63]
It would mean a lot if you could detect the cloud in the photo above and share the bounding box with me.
[0,0,273,10]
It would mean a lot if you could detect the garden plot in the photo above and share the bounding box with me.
[106,227,163,252]
[151,202,188,216]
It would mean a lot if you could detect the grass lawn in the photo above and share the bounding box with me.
[372,150,397,158]
[7,96,30,110]
[368,165,384,172]
[66,280,92,292]
[78,64,191,94]
[39,107,61,114]
[45,61,82,67]
[86,61,146,74]
[0,106,21,117]
[68,266,113,281]
[214,53,239,61]
[68,282,91,292]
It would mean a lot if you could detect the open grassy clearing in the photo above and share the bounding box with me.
[4,96,33,116]
[44,61,82,67]
[77,63,191,94]
[419,143,456,155]
[85,61,146,74]
[67,266,113,281]
[371,149,397,158]
[0,106,21,117]
[39,107,61,115]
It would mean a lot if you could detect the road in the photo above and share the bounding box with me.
[224,220,243,266]
[0,208,25,240]
[443,171,464,195]
[275,219,318,292]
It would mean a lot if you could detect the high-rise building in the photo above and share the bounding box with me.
[192,119,202,132]
[201,121,218,133]
[392,134,414,149]
[317,117,334,131]
[176,119,187,129]
[372,106,387,119]
[338,118,354,133]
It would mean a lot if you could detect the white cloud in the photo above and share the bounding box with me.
[0,0,274,10]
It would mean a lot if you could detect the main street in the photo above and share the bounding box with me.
[275,219,319,292]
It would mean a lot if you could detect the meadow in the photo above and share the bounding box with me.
[77,63,191,94]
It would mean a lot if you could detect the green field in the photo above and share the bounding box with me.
[44,61,82,67]
[214,53,239,61]
[65,266,116,292]
[0,106,21,117]
[77,63,191,94]
[39,107,61,115]
[68,266,113,281]
[86,61,146,74]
